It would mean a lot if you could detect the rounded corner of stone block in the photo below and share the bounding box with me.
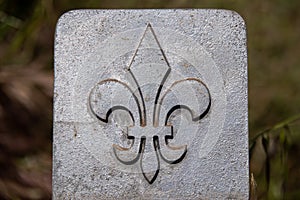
[55,9,86,29]
[227,9,247,27]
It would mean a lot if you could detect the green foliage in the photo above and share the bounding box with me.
[250,115,300,199]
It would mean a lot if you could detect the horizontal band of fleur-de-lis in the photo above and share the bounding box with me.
[88,23,211,184]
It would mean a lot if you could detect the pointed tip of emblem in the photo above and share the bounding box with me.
[142,169,159,184]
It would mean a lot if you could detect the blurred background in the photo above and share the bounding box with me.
[0,0,299,199]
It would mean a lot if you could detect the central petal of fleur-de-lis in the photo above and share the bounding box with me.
[89,24,211,184]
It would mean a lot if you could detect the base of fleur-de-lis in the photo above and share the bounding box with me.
[113,126,187,184]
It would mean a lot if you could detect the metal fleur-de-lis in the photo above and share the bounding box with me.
[89,24,211,184]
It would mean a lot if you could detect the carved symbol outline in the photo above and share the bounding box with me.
[89,24,211,184]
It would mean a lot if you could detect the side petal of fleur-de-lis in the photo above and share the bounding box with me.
[155,78,211,163]
[89,79,143,164]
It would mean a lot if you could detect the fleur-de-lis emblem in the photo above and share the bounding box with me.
[89,24,211,184]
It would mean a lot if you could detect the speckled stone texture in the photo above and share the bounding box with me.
[53,9,249,199]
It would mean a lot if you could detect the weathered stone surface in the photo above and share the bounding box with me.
[53,9,249,199]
